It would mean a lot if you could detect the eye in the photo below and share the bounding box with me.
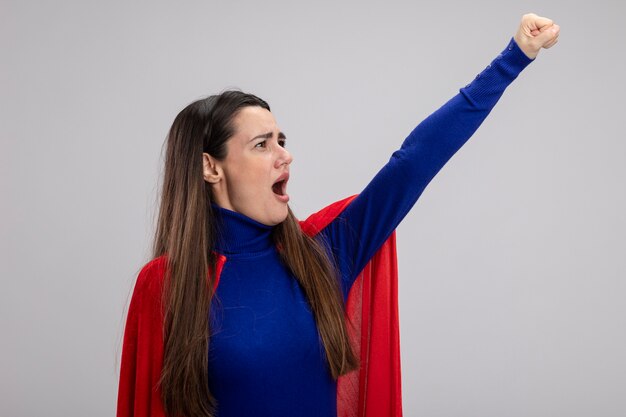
[254,140,266,148]
[278,139,286,148]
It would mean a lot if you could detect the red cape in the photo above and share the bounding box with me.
[117,196,402,417]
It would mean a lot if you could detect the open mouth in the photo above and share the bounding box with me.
[272,179,287,196]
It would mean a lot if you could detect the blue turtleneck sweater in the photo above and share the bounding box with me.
[206,38,533,417]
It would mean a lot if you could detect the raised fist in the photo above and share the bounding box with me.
[514,13,560,59]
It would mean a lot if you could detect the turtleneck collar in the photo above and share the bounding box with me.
[212,204,275,257]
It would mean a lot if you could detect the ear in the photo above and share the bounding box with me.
[203,153,222,183]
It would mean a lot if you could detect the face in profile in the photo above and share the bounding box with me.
[204,106,293,226]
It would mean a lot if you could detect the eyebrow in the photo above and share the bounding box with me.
[249,131,286,142]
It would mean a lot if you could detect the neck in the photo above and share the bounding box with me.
[212,204,274,256]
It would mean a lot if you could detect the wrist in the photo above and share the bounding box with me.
[514,34,538,59]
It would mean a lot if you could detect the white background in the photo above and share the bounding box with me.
[2,0,625,416]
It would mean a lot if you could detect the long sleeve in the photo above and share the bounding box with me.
[318,38,534,296]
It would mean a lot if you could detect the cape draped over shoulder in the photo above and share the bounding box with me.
[300,195,402,417]
[117,196,402,417]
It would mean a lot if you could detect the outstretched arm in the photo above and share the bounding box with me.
[318,14,560,296]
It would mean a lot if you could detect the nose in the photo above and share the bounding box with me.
[275,146,293,168]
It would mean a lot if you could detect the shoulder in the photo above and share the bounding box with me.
[299,195,358,237]
[131,256,168,304]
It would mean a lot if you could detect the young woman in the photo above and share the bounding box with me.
[118,13,560,417]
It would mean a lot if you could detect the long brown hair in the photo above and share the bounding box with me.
[153,91,358,417]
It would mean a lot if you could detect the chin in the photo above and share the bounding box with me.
[265,205,290,226]
[269,211,289,226]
